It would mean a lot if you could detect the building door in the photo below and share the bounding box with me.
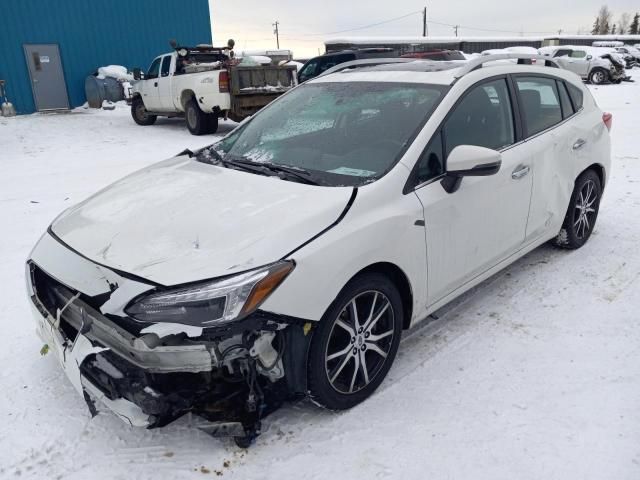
[23,44,69,111]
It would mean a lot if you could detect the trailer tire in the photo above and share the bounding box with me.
[185,98,210,135]
[131,97,157,126]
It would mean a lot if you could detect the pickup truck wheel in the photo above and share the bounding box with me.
[185,99,210,135]
[589,68,609,85]
[131,97,157,126]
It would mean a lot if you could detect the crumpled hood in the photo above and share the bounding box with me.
[51,156,353,285]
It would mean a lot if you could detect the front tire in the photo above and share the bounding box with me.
[308,273,403,410]
[131,97,157,126]
[554,169,602,249]
[589,68,609,85]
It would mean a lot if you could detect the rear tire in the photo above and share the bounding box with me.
[589,68,609,85]
[131,97,157,126]
[185,98,212,135]
[553,169,602,249]
[307,273,403,410]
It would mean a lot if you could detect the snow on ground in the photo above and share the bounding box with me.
[0,79,639,479]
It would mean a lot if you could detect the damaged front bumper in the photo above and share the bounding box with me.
[27,233,311,441]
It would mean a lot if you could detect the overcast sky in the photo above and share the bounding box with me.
[208,1,640,58]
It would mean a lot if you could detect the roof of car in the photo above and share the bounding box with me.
[309,55,574,87]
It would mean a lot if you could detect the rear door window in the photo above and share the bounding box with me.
[553,49,572,58]
[443,78,515,156]
[515,77,563,136]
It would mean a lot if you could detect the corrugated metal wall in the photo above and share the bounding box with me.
[0,0,212,114]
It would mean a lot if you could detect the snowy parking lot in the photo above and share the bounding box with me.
[1,78,639,479]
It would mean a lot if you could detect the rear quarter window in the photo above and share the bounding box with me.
[566,83,584,111]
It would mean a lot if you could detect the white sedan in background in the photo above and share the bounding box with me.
[26,54,611,447]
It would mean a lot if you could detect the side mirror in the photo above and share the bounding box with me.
[441,145,502,194]
[586,55,593,61]
[133,68,142,80]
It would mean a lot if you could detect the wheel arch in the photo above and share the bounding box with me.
[580,163,606,191]
[348,262,414,330]
[180,89,196,109]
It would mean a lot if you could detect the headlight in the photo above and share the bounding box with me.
[125,261,294,327]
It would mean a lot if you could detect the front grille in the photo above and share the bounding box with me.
[30,263,81,341]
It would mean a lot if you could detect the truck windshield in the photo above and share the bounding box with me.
[214,81,447,186]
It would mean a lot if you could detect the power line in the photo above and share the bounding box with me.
[426,18,557,35]
[286,10,422,37]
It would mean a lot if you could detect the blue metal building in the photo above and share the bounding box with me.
[0,0,212,114]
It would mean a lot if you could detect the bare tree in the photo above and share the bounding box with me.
[618,12,631,33]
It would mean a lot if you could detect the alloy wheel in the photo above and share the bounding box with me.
[593,71,606,84]
[572,179,598,240]
[324,290,396,394]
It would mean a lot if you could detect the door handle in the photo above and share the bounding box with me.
[511,165,530,180]
[573,139,587,150]
[154,82,158,87]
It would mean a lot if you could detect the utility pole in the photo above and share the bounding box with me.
[422,6,428,37]
[273,20,280,49]
[454,25,459,37]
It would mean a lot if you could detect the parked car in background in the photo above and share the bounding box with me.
[401,50,466,61]
[298,48,396,83]
[541,46,626,84]
[129,43,297,135]
[28,53,611,447]
[615,46,640,64]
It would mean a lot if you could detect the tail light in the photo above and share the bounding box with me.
[219,71,229,93]
[602,112,613,131]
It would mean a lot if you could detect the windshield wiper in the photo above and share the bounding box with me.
[199,149,273,176]
[199,149,322,185]
[226,156,323,185]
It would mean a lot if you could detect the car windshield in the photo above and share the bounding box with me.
[213,81,447,186]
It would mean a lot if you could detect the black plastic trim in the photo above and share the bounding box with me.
[440,160,502,194]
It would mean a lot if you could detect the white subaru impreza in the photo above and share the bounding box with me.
[27,54,611,446]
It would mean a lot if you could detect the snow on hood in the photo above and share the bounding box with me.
[51,156,354,286]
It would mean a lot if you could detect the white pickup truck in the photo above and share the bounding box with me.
[128,44,298,135]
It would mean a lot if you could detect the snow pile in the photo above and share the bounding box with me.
[96,65,133,81]
[285,60,304,71]
[240,55,272,66]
